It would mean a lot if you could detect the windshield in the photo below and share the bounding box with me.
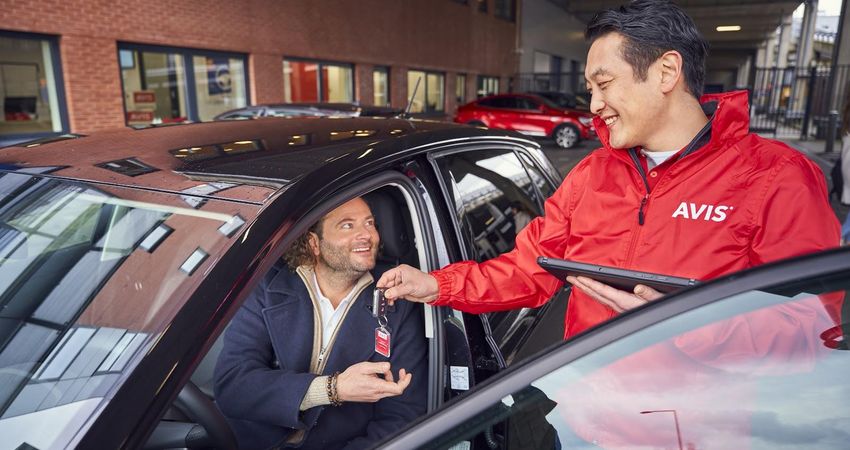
[0,171,259,449]
[418,266,849,449]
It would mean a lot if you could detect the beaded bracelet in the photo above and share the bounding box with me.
[327,372,343,406]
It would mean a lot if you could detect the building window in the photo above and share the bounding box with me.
[118,44,248,126]
[494,0,515,21]
[477,76,500,98]
[407,70,445,114]
[373,67,389,106]
[456,74,467,105]
[192,55,248,121]
[0,31,68,144]
[284,59,354,103]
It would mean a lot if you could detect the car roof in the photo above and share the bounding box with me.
[0,117,528,204]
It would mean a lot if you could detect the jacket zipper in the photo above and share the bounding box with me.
[626,119,712,227]
[316,282,371,374]
[628,149,651,226]
[622,121,713,265]
[296,268,373,374]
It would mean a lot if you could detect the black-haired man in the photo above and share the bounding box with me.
[378,0,839,339]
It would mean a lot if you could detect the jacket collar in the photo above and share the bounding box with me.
[593,89,750,158]
[266,263,374,296]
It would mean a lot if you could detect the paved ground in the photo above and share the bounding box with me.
[537,137,597,178]
[537,135,847,224]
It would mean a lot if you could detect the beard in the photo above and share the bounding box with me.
[317,238,377,278]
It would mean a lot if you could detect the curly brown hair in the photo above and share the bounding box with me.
[282,218,325,270]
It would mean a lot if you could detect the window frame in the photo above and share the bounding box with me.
[428,144,558,261]
[407,69,446,115]
[116,42,250,125]
[494,0,516,21]
[283,57,355,103]
[373,66,390,107]
[0,30,70,146]
[456,73,467,106]
[476,75,500,98]
[427,144,563,362]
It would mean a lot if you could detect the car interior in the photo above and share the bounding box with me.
[145,184,428,449]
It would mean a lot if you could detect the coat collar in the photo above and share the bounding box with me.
[593,89,750,162]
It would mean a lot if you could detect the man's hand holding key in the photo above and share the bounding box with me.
[376,264,439,305]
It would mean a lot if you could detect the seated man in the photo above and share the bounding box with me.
[214,197,427,449]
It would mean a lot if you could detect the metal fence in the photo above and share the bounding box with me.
[750,64,850,139]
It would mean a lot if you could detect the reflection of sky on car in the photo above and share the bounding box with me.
[520,290,849,450]
[455,153,532,205]
[0,173,256,449]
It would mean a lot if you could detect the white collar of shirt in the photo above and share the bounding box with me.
[641,149,679,169]
[310,271,359,349]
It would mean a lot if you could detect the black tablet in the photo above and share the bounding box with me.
[537,256,699,294]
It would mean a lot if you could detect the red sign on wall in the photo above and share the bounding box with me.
[133,91,156,103]
[127,111,154,122]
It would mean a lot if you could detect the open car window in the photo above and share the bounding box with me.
[411,260,849,450]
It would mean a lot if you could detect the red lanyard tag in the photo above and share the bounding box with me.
[375,327,391,358]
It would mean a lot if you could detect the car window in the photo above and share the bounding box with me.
[0,173,257,450]
[517,152,555,203]
[436,149,541,262]
[268,107,321,117]
[477,97,517,109]
[516,98,540,111]
[435,149,566,364]
[219,109,260,120]
[415,270,849,450]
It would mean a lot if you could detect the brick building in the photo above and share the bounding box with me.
[0,0,519,144]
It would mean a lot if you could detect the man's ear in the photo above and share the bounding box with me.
[657,50,684,94]
[308,232,320,257]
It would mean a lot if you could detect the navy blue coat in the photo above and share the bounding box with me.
[214,264,427,449]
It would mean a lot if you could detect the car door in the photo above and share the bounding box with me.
[380,247,850,450]
[474,98,508,129]
[427,144,568,368]
[515,97,551,137]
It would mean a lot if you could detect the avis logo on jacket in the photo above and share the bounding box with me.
[671,202,731,222]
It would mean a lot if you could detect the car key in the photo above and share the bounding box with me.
[373,288,391,357]
[372,288,388,318]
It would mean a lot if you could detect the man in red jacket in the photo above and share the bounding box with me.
[377,0,840,338]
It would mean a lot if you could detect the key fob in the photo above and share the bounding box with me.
[372,289,387,318]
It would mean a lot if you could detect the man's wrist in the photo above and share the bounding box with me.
[299,376,331,410]
[327,372,343,406]
[428,271,448,305]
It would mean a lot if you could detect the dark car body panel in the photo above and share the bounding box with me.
[0,118,524,202]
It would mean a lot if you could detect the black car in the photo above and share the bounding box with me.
[0,118,846,449]
[0,118,567,449]
[213,103,403,120]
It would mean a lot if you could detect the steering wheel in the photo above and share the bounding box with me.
[145,381,238,449]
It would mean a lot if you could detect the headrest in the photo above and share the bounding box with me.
[363,191,410,262]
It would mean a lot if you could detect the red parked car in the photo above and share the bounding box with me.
[454,93,595,148]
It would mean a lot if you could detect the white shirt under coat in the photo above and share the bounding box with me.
[309,271,359,350]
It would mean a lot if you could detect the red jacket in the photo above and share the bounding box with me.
[432,90,840,338]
